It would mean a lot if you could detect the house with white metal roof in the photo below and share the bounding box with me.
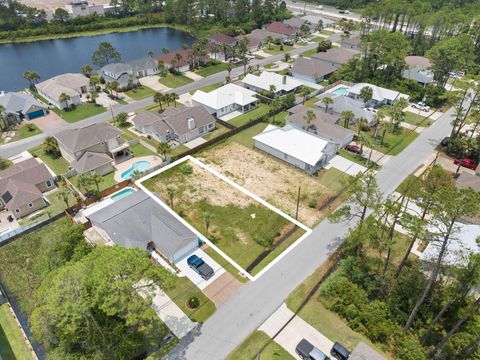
[346,83,409,106]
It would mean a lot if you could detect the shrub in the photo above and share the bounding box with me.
[394,334,426,360]
[26,123,36,131]
[359,301,396,343]
[179,164,193,174]
[254,234,272,248]
[308,199,317,208]
[187,296,200,309]
[320,275,368,315]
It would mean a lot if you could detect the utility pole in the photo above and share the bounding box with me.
[295,186,301,220]
[110,104,115,125]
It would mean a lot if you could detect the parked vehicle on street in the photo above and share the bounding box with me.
[411,102,430,112]
[296,339,330,360]
[187,255,214,280]
[316,5,323,9]
[345,144,362,155]
[453,158,478,170]
[339,9,350,14]
[330,342,350,360]
[440,137,450,147]
[364,107,378,113]
[283,39,294,46]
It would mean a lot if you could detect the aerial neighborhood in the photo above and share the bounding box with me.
[0,0,480,360]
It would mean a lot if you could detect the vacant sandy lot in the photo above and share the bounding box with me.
[20,0,110,11]
[198,143,349,227]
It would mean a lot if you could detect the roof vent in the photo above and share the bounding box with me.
[188,117,196,130]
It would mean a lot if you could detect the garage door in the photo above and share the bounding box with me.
[27,109,45,120]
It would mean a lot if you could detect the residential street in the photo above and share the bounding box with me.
[165,106,456,359]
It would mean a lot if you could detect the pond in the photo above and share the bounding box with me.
[0,27,195,92]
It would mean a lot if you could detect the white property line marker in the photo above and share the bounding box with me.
[136,155,312,281]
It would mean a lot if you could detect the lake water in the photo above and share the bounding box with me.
[0,27,195,92]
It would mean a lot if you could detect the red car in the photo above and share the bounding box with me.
[345,144,362,155]
[453,158,478,170]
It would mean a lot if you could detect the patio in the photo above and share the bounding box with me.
[219,110,243,121]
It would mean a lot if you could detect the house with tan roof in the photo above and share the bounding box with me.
[264,22,297,37]
[0,158,55,219]
[313,47,359,69]
[54,122,130,175]
[36,73,90,110]
[132,106,216,144]
[291,56,336,83]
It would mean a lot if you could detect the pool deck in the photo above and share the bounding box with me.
[114,155,164,182]
[327,84,350,95]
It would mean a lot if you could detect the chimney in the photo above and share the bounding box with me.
[188,117,196,130]
[282,75,286,85]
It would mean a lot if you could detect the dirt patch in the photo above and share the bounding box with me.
[198,143,342,227]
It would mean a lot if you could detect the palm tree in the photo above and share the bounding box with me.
[303,109,316,132]
[321,96,333,113]
[269,84,277,98]
[77,173,93,193]
[298,86,310,104]
[266,35,274,50]
[147,51,154,58]
[372,111,385,141]
[356,117,368,138]
[89,172,104,192]
[56,183,72,208]
[166,185,177,209]
[270,96,284,125]
[59,93,71,109]
[80,65,93,77]
[43,136,60,156]
[153,92,164,112]
[89,75,100,92]
[227,63,233,79]
[157,141,171,160]
[23,71,40,88]
[203,212,215,236]
[341,110,355,129]
[0,105,6,130]
[110,81,120,99]
[171,93,179,107]
[162,47,170,55]
[90,92,99,105]
[359,86,373,103]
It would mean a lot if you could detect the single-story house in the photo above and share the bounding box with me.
[456,172,480,192]
[264,22,297,37]
[0,158,55,219]
[349,342,385,360]
[132,106,216,144]
[315,93,376,125]
[313,47,359,69]
[0,92,47,126]
[340,36,361,51]
[192,83,258,118]
[291,56,335,83]
[128,56,159,77]
[155,49,194,73]
[402,56,434,87]
[241,72,303,96]
[55,122,130,175]
[284,17,312,32]
[235,34,262,53]
[302,15,335,29]
[249,28,287,44]
[253,124,336,174]
[286,108,354,148]
[99,63,139,90]
[36,73,90,110]
[346,83,409,106]
[88,190,198,264]
[208,33,237,47]
[420,222,480,267]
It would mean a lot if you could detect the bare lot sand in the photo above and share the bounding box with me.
[197,142,352,227]
[20,0,110,11]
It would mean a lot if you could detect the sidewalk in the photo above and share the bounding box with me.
[352,142,392,166]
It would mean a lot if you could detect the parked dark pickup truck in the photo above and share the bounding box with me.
[187,255,214,280]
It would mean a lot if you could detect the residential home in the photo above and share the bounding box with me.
[132,106,216,144]
[65,0,105,17]
[128,57,159,77]
[312,47,359,69]
[456,172,480,192]
[155,49,193,73]
[241,72,303,96]
[315,93,376,125]
[302,15,335,29]
[286,107,354,148]
[402,55,434,87]
[192,83,258,118]
[0,92,47,126]
[0,158,55,219]
[54,122,130,175]
[36,73,90,110]
[88,190,198,264]
[208,33,237,47]
[284,17,312,32]
[264,22,297,37]
[249,28,286,45]
[340,36,361,51]
[235,34,262,53]
[291,56,335,83]
[346,83,409,106]
[99,63,138,90]
[253,124,337,174]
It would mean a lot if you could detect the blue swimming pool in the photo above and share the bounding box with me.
[111,187,136,201]
[330,86,349,95]
[121,160,152,180]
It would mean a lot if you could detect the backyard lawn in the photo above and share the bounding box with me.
[158,73,193,88]
[130,143,157,157]
[189,82,223,95]
[142,160,305,275]
[70,171,117,194]
[228,104,270,128]
[53,103,106,123]
[0,304,35,360]
[124,85,156,100]
[201,123,231,141]
[263,44,294,55]
[195,62,230,77]
[361,127,418,156]
[227,331,293,360]
[29,145,70,175]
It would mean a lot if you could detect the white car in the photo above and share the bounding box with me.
[316,5,323,9]
[411,102,430,112]
[364,107,378,113]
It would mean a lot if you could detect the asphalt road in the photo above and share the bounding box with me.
[166,106,456,359]
[0,42,318,158]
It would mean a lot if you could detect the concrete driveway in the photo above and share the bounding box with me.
[31,112,66,132]
[185,71,204,81]
[325,155,368,176]
[140,75,171,92]
[259,303,334,359]
[95,92,118,108]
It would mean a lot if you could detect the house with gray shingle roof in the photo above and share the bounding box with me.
[313,47,359,69]
[402,56,434,87]
[88,190,198,263]
[54,122,130,175]
[99,57,158,89]
[132,106,216,144]
[36,73,90,110]
[291,56,336,83]
[315,93,376,125]
[0,158,55,219]
[0,92,47,126]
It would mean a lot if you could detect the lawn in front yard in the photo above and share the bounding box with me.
[142,160,305,275]
[195,62,230,77]
[124,85,156,100]
[301,48,318,58]
[6,123,42,144]
[0,304,35,360]
[29,145,70,175]
[158,73,193,88]
[227,331,293,360]
[263,44,294,55]
[337,149,380,170]
[403,111,433,127]
[189,82,223,95]
[361,127,418,156]
[53,103,106,123]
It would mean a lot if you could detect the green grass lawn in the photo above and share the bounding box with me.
[320,29,334,35]
[163,277,216,323]
[225,122,269,148]
[121,128,139,142]
[53,103,106,123]
[227,331,293,360]
[395,174,420,197]
[190,82,223,95]
[362,127,419,156]
[338,149,380,170]
[70,171,117,194]
[130,143,157,157]
[12,123,42,142]
[0,304,35,360]
[301,48,318,58]
[158,73,194,88]
[29,145,70,175]
[228,104,271,128]
[124,85,156,100]
[18,191,77,226]
[403,111,433,127]
[196,62,230,77]
[201,123,231,141]
[263,44,294,55]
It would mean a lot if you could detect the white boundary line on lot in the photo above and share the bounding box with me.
[136,155,312,282]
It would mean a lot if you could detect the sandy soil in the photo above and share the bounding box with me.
[20,0,110,11]
[197,143,341,227]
